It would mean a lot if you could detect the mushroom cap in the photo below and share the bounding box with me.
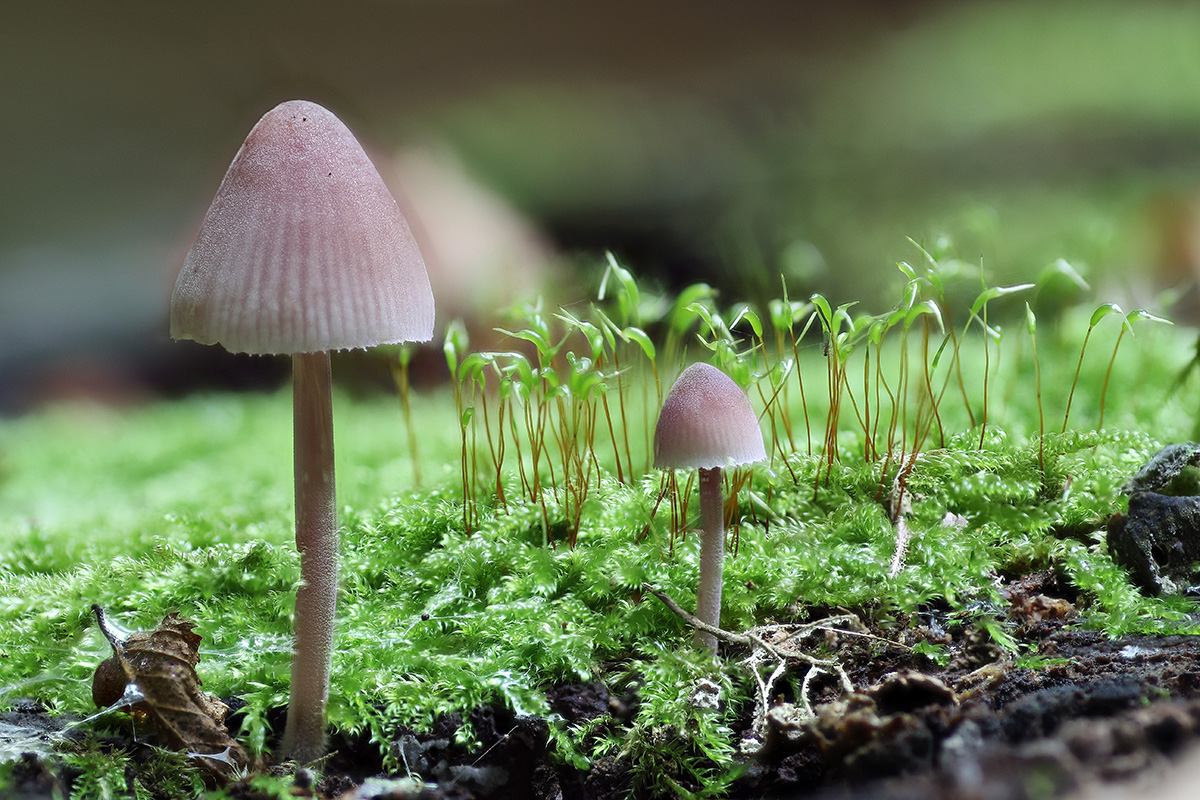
[653,362,767,470]
[171,100,435,355]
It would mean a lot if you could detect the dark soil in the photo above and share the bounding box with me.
[7,569,1200,800]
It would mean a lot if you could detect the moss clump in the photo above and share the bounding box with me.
[2,254,1199,795]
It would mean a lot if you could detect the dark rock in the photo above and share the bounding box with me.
[1122,443,1200,495]
[1107,492,1200,595]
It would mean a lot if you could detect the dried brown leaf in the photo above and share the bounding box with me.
[91,604,248,782]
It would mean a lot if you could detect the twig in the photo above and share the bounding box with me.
[797,666,827,719]
[643,583,866,738]
[642,583,757,647]
[805,624,913,652]
[761,617,913,654]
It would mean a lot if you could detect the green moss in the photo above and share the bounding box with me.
[2,261,1200,796]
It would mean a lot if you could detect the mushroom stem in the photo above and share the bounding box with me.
[282,351,337,762]
[695,466,725,651]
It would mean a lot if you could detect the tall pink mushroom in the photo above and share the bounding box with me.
[170,100,434,762]
[654,363,766,650]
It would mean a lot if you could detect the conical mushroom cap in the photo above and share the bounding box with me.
[654,362,767,470]
[171,100,435,355]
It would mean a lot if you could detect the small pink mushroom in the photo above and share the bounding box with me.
[170,100,434,761]
[654,363,766,650]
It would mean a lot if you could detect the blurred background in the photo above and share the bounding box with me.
[4,0,1200,413]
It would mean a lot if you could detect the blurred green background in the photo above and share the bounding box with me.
[4,0,1200,412]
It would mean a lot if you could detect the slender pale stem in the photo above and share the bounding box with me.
[695,466,725,651]
[282,351,337,763]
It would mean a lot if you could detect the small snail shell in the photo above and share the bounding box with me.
[91,655,126,708]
